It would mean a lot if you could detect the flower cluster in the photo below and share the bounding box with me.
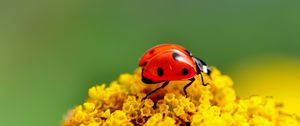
[62,67,299,126]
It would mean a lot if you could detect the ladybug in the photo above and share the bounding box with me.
[139,44,211,100]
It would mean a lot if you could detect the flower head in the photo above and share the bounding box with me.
[62,67,299,126]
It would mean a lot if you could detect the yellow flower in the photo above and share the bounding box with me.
[62,67,300,126]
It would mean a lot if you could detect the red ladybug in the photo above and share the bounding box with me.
[139,44,211,100]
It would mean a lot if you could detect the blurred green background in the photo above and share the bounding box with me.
[1,0,300,125]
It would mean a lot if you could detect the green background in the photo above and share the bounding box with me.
[0,0,299,125]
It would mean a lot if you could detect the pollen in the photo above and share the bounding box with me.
[143,99,154,108]
[62,67,300,126]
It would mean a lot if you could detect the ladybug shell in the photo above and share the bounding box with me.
[141,49,197,84]
[139,44,188,66]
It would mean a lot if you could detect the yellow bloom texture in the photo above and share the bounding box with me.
[62,67,299,126]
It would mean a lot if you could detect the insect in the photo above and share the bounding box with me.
[139,44,211,100]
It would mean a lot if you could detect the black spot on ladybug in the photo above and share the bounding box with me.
[149,50,154,54]
[143,61,148,66]
[172,52,180,60]
[157,67,164,76]
[142,76,154,84]
[185,49,192,56]
[142,69,156,84]
[182,68,189,75]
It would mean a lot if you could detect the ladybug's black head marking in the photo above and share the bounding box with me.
[157,67,164,77]
[172,52,180,60]
[182,68,189,75]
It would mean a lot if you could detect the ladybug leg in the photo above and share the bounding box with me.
[183,77,195,97]
[200,72,208,86]
[142,81,169,100]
